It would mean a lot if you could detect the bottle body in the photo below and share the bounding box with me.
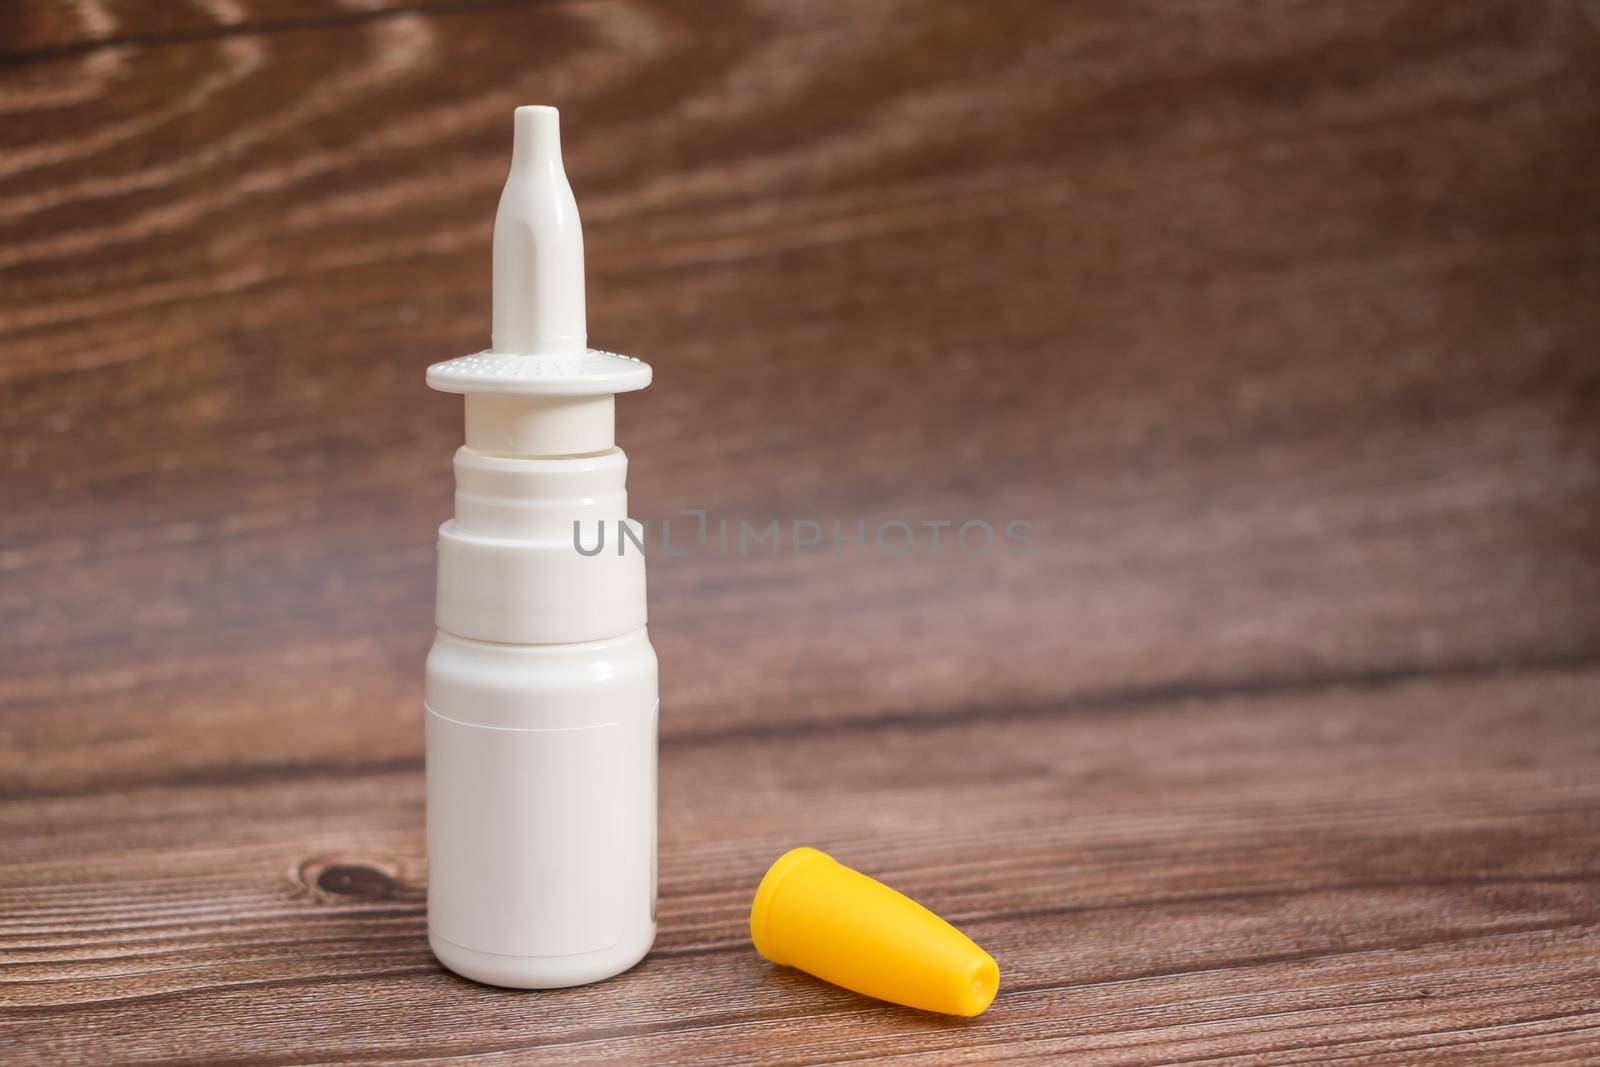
[426,626,658,987]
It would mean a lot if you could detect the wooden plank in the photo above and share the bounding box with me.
[2,665,1598,1062]
[0,1,515,59]
[1,0,1598,798]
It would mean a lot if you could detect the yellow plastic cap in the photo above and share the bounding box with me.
[750,847,999,1017]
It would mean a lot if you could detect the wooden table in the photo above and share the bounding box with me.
[3,2,1599,1062]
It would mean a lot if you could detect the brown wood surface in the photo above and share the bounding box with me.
[2,1,1598,1063]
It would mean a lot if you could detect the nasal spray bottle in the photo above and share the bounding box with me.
[424,106,656,988]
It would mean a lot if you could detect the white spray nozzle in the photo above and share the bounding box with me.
[428,106,650,455]
[493,106,585,357]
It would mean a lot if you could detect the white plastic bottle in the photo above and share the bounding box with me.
[424,106,656,988]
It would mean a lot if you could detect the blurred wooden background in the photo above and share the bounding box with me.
[2,1,1599,1062]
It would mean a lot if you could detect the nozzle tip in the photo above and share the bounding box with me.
[511,105,561,169]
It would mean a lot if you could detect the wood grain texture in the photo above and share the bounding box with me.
[5,668,1600,1062]
[1,0,1598,1062]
